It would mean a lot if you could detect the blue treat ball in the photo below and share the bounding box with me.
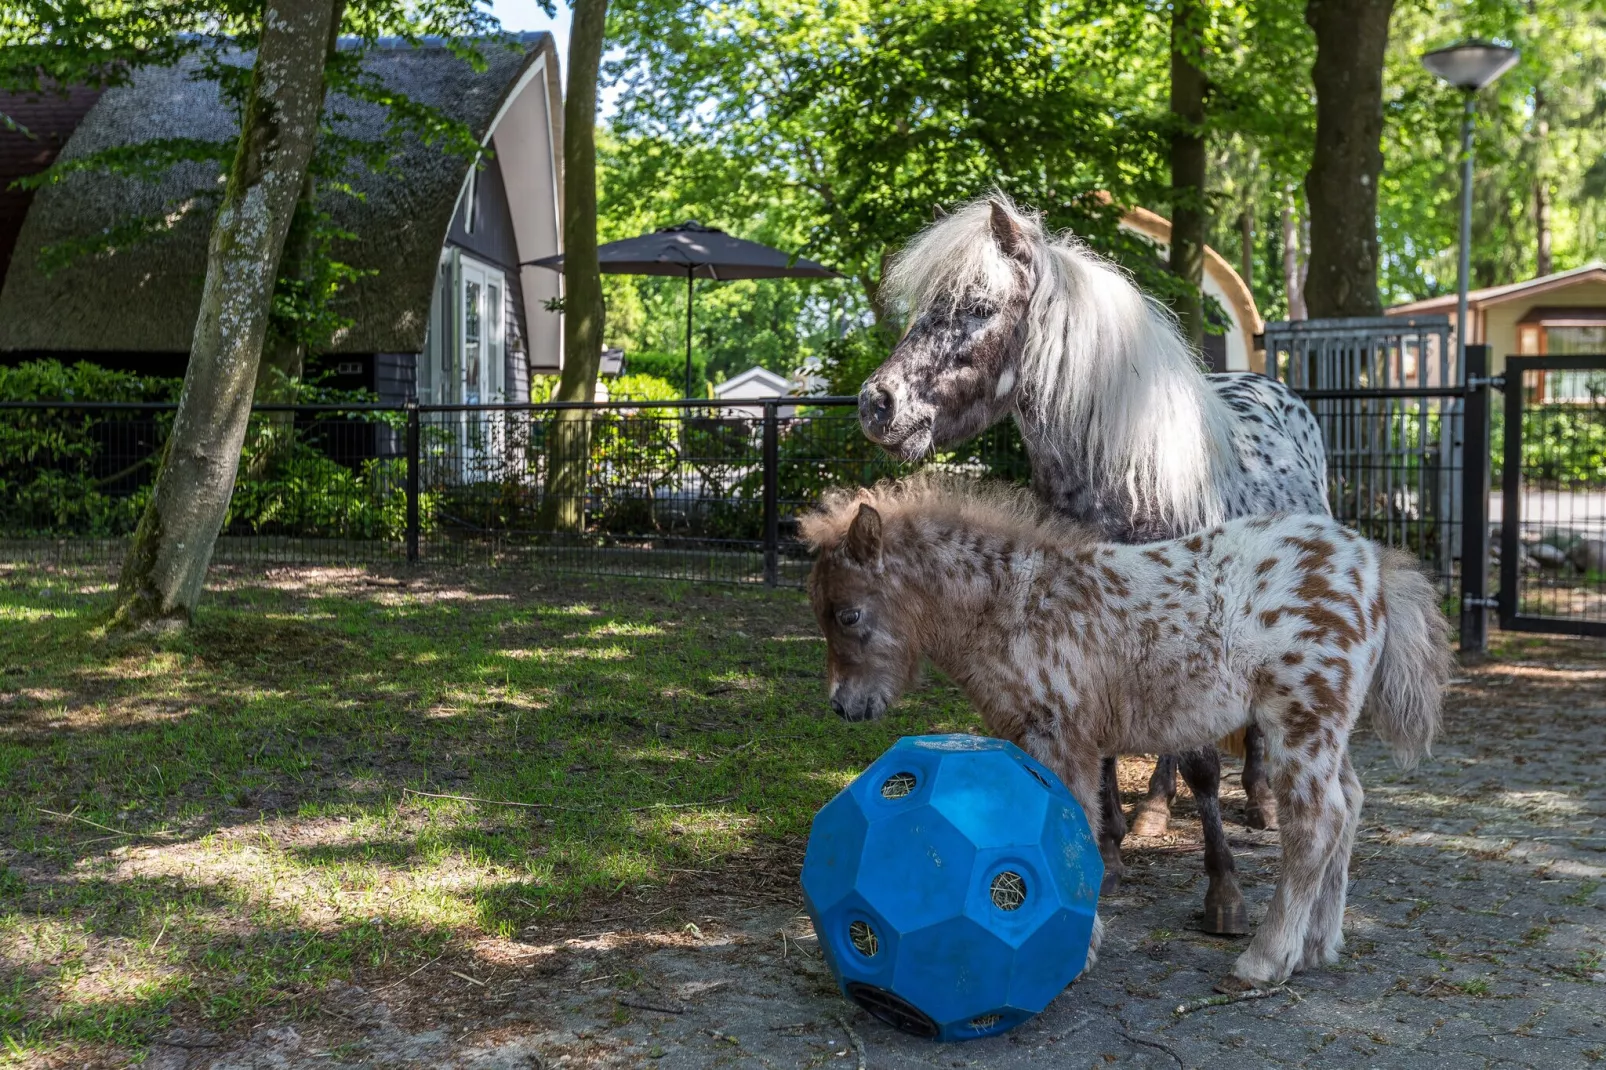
[801,735,1102,1042]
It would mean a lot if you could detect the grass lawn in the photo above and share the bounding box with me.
[0,562,981,1066]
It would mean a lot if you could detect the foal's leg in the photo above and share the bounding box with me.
[1241,724,1279,830]
[1130,754,1178,838]
[1301,753,1363,970]
[1232,765,1349,986]
[1029,736,1107,976]
[1178,747,1248,936]
[1096,756,1128,894]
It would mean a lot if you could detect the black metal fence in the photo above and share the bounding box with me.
[1498,355,1606,637]
[0,397,1029,585]
[4,351,1601,644]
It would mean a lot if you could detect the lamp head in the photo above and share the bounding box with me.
[1421,41,1521,90]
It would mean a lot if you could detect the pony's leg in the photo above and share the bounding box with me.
[1178,747,1248,936]
[1241,724,1279,830]
[1029,737,1107,977]
[1232,762,1348,986]
[1096,756,1127,894]
[1301,753,1363,970]
[1129,754,1178,838]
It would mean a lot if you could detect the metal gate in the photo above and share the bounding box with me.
[1498,354,1606,637]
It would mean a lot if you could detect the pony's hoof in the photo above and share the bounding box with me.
[1212,973,1262,996]
[1129,802,1170,838]
[1099,867,1123,896]
[1244,795,1279,831]
[1199,900,1250,936]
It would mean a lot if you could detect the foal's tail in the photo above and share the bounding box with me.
[1367,548,1453,768]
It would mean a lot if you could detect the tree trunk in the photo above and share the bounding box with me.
[1303,0,1392,318]
[537,0,610,534]
[1282,195,1307,320]
[110,0,338,630]
[249,2,344,478]
[1534,88,1552,278]
[1237,209,1252,291]
[1168,0,1207,350]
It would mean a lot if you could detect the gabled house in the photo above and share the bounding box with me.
[0,33,565,405]
[1387,262,1606,395]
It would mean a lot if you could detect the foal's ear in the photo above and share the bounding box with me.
[931,203,948,222]
[845,503,884,571]
[989,200,1031,265]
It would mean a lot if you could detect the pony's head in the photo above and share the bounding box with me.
[859,199,1038,460]
[801,476,1070,722]
[802,494,920,721]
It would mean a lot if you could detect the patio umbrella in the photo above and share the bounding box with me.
[525,222,842,397]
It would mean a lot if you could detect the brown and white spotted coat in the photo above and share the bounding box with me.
[805,478,1450,985]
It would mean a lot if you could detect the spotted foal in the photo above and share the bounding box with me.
[804,478,1451,985]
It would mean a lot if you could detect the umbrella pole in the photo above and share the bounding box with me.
[683,271,695,398]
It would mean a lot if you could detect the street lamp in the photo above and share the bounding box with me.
[1421,41,1520,374]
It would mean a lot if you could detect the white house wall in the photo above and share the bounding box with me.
[487,53,563,375]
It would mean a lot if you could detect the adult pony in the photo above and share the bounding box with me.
[858,195,1331,935]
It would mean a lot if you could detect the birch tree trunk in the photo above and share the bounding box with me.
[1282,196,1307,320]
[111,0,338,629]
[1303,0,1392,318]
[1168,0,1208,350]
[537,0,610,534]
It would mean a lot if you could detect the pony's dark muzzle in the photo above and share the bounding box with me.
[859,382,895,438]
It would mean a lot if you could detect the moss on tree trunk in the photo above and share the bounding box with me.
[110,0,339,630]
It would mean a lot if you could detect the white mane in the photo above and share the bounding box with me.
[883,195,1238,532]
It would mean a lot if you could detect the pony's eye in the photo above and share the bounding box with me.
[836,608,863,628]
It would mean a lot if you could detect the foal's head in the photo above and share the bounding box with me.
[803,497,922,722]
[859,199,1038,460]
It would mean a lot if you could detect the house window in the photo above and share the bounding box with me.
[1542,326,1606,403]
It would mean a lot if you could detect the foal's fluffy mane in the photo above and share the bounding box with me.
[800,474,1091,554]
[882,194,1238,532]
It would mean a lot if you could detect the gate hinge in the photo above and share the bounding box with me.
[1467,375,1505,391]
[1463,595,1501,609]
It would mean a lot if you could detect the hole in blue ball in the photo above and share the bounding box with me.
[880,771,917,799]
[1025,766,1052,790]
[848,919,879,957]
[969,1013,1003,1031]
[846,982,939,1038]
[990,871,1027,911]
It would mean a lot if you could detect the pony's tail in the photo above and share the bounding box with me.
[1367,549,1453,768]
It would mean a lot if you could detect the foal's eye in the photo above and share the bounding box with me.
[836,608,862,628]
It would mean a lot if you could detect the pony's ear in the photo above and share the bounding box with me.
[931,203,948,222]
[844,503,884,571]
[989,200,1031,264]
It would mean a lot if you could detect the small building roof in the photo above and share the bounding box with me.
[0,33,559,356]
[715,365,793,397]
[1386,262,1606,316]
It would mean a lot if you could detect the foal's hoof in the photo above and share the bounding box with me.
[1212,973,1263,996]
[1129,801,1170,838]
[1244,794,1279,831]
[1199,900,1250,937]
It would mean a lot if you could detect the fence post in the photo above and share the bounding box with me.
[1459,344,1491,654]
[762,401,779,587]
[405,400,420,564]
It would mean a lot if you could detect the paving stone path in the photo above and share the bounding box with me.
[150,643,1606,1070]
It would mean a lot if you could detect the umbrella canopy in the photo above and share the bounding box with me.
[526,222,841,396]
[525,221,841,280]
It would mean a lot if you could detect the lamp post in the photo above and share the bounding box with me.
[1421,41,1520,374]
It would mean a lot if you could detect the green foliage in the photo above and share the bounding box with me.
[606,373,682,401]
[620,349,708,393]
[0,361,416,543]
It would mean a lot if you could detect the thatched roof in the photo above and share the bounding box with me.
[0,33,558,355]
